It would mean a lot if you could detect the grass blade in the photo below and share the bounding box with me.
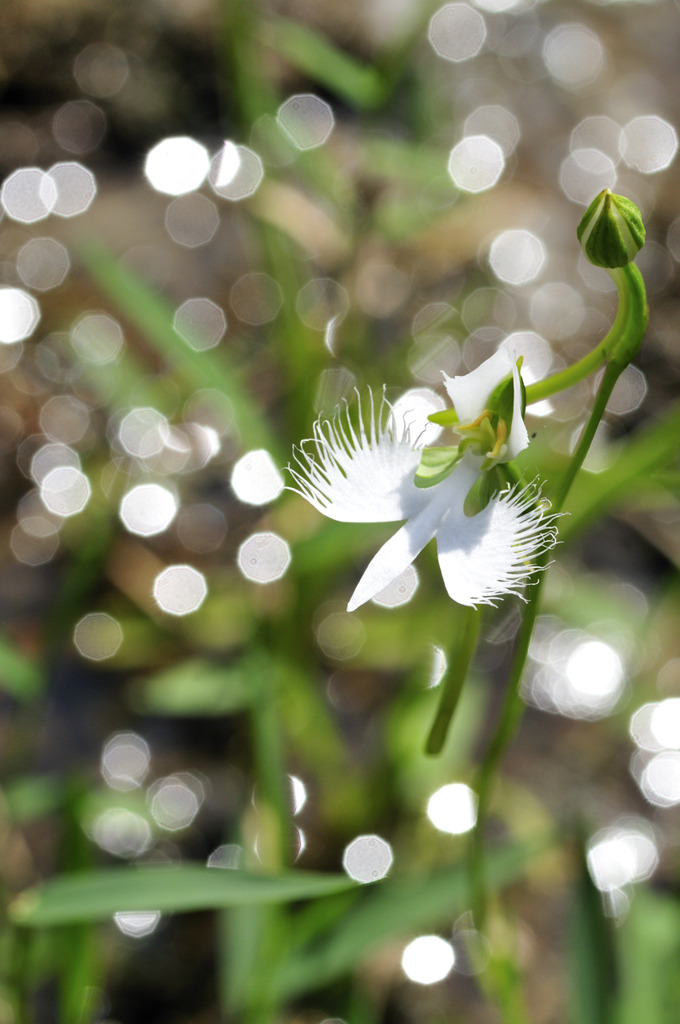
[9,866,355,927]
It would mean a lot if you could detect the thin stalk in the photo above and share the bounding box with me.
[525,271,630,405]
[469,258,648,929]
[425,606,480,755]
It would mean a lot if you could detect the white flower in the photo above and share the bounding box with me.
[289,350,558,611]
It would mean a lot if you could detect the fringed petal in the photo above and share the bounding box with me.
[435,479,560,607]
[288,392,430,523]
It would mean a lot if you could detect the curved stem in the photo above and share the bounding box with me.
[469,258,648,929]
[524,268,631,405]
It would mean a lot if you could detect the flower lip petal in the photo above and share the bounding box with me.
[347,472,460,611]
[435,478,559,606]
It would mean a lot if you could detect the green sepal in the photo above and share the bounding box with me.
[414,445,462,488]
[463,466,503,516]
[427,409,459,427]
[577,189,645,269]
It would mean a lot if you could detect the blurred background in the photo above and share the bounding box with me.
[2,0,680,1021]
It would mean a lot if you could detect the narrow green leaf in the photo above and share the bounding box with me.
[616,888,680,1024]
[0,632,43,701]
[131,658,257,716]
[569,843,617,1024]
[262,18,387,109]
[10,866,356,927]
[273,835,552,1002]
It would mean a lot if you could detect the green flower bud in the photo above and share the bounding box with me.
[577,189,645,269]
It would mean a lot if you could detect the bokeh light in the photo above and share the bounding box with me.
[427,783,477,834]
[237,532,291,583]
[296,278,349,334]
[429,646,448,689]
[401,935,455,984]
[342,834,393,883]
[120,484,178,536]
[153,566,207,616]
[289,775,308,815]
[118,407,168,459]
[620,116,678,174]
[316,610,365,661]
[571,116,621,163]
[148,773,204,830]
[101,732,151,790]
[526,622,627,720]
[277,94,334,150]
[372,566,419,608]
[17,238,70,291]
[0,288,40,344]
[40,396,90,444]
[40,467,91,517]
[207,844,242,869]
[542,24,605,90]
[165,194,219,247]
[389,387,445,445]
[230,449,285,505]
[231,272,283,325]
[30,443,80,485]
[114,911,161,938]
[174,298,226,350]
[73,613,123,661]
[489,229,545,285]
[464,105,520,156]
[448,135,504,193]
[428,4,486,62]
[71,312,124,363]
[52,99,107,154]
[559,148,617,205]
[74,42,130,97]
[587,820,658,893]
[1,167,56,222]
[144,136,210,195]
[48,162,97,217]
[90,808,151,859]
[639,752,680,807]
[210,142,264,200]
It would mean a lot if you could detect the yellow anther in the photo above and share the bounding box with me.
[458,408,492,432]
[489,419,507,460]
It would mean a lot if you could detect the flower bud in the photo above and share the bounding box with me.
[577,189,645,269]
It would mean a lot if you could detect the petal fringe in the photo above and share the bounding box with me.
[288,391,430,524]
[435,480,561,607]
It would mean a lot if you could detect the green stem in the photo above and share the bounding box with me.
[469,563,545,925]
[524,269,630,405]
[470,258,648,929]
[425,606,480,755]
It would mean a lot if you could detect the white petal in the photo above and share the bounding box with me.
[442,348,513,423]
[435,480,559,607]
[506,357,529,459]
[289,392,430,523]
[347,478,457,611]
